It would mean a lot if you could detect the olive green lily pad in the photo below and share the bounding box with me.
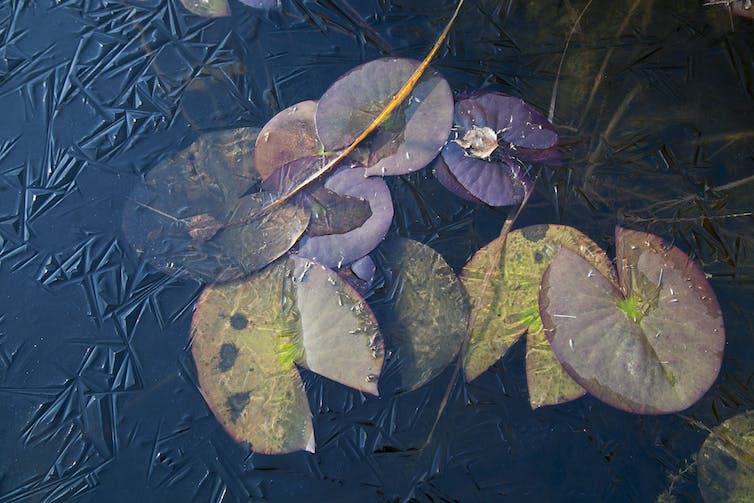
[698,410,754,503]
[375,238,469,391]
[122,128,310,283]
[540,226,725,414]
[180,0,230,17]
[191,260,313,454]
[461,224,614,409]
[192,256,384,453]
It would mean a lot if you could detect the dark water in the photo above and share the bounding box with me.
[1,0,752,501]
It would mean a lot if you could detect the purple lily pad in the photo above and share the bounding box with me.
[297,166,393,268]
[453,92,559,162]
[441,141,532,206]
[539,226,725,414]
[338,255,377,295]
[315,58,453,177]
[431,154,484,204]
[255,101,321,181]
[439,92,559,207]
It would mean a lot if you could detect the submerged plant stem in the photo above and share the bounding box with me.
[423,176,538,450]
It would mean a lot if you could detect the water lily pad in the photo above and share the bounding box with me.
[239,0,279,8]
[540,226,725,414]
[698,410,754,503]
[192,256,384,453]
[292,257,383,395]
[438,92,559,206]
[453,92,559,161]
[441,142,532,206]
[461,225,614,408]
[180,0,229,17]
[431,154,484,204]
[297,166,393,268]
[122,128,309,283]
[375,238,469,391]
[191,260,313,454]
[255,101,321,181]
[315,58,453,177]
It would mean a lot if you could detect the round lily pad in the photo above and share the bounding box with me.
[453,92,559,161]
[191,260,314,454]
[461,224,615,409]
[292,257,383,395]
[297,166,393,268]
[698,410,754,503]
[431,154,484,204]
[441,142,532,207]
[315,58,453,177]
[439,92,559,207]
[239,0,278,8]
[122,128,309,283]
[540,226,725,414]
[374,238,469,391]
[192,256,384,453]
[255,101,321,181]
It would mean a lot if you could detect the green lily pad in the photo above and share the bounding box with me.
[540,226,725,414]
[191,260,313,454]
[461,224,614,409]
[192,256,384,453]
[292,257,383,395]
[375,238,469,391]
[180,0,230,17]
[122,128,310,283]
[698,411,754,503]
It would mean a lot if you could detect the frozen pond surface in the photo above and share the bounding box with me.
[0,1,753,501]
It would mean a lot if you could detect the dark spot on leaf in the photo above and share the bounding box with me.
[522,224,548,242]
[217,343,239,372]
[230,313,248,330]
[534,251,544,263]
[226,392,251,422]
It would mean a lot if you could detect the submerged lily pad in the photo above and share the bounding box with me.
[315,58,453,177]
[181,0,229,17]
[698,411,754,503]
[461,225,614,408]
[239,0,279,8]
[192,256,383,453]
[375,238,469,391]
[255,101,321,181]
[540,226,725,414]
[191,260,313,454]
[297,166,393,268]
[122,128,309,283]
